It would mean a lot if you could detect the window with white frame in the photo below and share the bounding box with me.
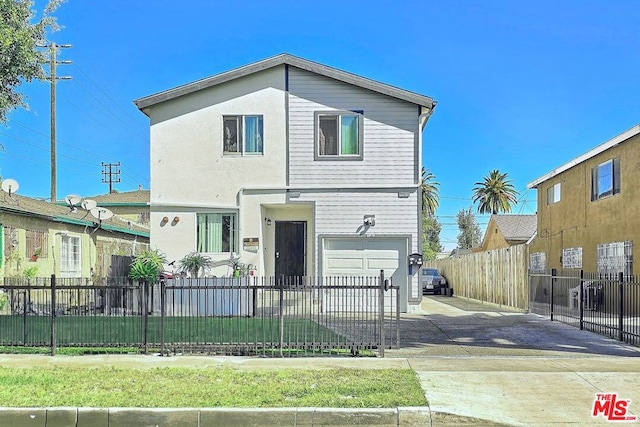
[562,247,582,268]
[223,115,263,155]
[197,213,237,253]
[315,111,363,159]
[597,241,633,277]
[60,235,81,278]
[547,183,561,205]
[591,158,620,201]
[530,252,546,272]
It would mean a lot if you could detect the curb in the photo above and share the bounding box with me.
[0,407,434,427]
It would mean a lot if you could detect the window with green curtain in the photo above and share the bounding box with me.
[340,115,359,155]
[316,111,362,158]
[197,213,237,252]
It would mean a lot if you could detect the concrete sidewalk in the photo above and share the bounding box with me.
[1,296,639,426]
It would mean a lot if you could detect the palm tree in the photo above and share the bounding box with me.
[421,167,440,217]
[472,170,519,214]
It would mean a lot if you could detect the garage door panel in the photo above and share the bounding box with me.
[322,238,407,312]
[326,257,364,271]
[366,258,398,270]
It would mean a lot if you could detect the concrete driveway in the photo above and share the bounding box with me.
[387,295,640,426]
[387,295,640,358]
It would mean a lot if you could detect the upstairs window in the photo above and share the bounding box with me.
[197,213,237,253]
[547,183,561,205]
[591,158,620,201]
[223,115,263,155]
[315,111,363,160]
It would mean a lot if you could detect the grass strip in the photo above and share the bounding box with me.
[0,366,426,408]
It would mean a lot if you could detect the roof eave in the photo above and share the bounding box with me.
[527,123,640,188]
[134,53,436,111]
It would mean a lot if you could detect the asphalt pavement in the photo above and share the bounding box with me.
[1,295,639,426]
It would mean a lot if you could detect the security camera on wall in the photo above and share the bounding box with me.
[363,215,376,226]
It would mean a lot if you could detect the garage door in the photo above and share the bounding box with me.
[322,238,407,312]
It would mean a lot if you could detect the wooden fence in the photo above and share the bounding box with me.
[424,244,529,310]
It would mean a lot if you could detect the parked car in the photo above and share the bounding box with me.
[422,268,449,295]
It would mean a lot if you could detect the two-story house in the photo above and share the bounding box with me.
[134,54,436,312]
[527,124,640,275]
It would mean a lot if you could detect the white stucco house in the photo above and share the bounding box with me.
[134,53,436,312]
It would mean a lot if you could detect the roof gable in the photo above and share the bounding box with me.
[134,53,436,113]
[493,214,537,241]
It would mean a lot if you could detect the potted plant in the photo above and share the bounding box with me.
[30,248,42,261]
[177,252,213,278]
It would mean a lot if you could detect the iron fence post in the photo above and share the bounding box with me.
[23,289,28,344]
[50,274,56,356]
[395,283,400,349]
[143,280,148,355]
[160,280,166,356]
[379,270,385,358]
[278,278,284,357]
[619,272,624,342]
[579,270,584,330]
[550,268,556,322]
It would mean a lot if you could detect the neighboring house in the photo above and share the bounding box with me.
[527,123,639,274]
[134,53,437,313]
[88,188,150,227]
[0,190,149,279]
[480,214,537,251]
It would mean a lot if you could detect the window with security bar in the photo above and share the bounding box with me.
[597,241,633,277]
[562,247,582,269]
[529,252,546,272]
[26,229,48,259]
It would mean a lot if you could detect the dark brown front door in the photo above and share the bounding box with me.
[275,221,306,281]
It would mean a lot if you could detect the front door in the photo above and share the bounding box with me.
[275,221,306,282]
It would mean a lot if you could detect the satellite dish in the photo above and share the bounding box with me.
[2,179,19,195]
[81,199,97,210]
[90,207,114,221]
[65,194,81,206]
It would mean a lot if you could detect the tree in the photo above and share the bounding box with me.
[422,214,443,261]
[421,167,440,216]
[456,207,481,250]
[472,169,519,214]
[0,0,65,124]
[421,167,442,260]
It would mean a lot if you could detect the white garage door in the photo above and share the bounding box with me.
[322,238,407,312]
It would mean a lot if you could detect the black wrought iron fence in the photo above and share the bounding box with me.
[529,269,640,346]
[0,273,400,357]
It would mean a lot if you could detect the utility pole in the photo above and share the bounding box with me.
[101,162,121,193]
[46,42,72,203]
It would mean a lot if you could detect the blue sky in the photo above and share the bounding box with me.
[2,0,639,251]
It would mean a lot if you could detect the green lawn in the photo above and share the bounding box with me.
[0,366,426,408]
[0,316,348,348]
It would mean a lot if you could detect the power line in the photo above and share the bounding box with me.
[69,76,148,142]
[71,61,145,131]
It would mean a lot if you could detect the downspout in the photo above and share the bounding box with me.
[417,102,437,255]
